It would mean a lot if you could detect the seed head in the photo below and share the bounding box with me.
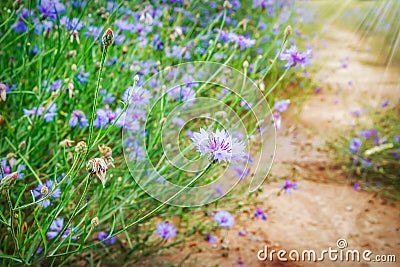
[0,172,18,193]
[223,0,232,9]
[0,83,7,102]
[60,139,74,148]
[86,158,108,188]
[75,141,87,154]
[40,185,49,196]
[98,144,115,167]
[91,217,99,227]
[284,25,292,40]
[102,28,114,47]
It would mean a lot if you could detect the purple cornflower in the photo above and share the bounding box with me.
[93,108,110,128]
[0,159,11,180]
[214,185,224,196]
[23,103,57,122]
[122,87,152,107]
[272,111,281,129]
[33,180,61,208]
[60,16,84,31]
[84,26,103,40]
[240,100,252,110]
[47,218,76,240]
[191,128,247,163]
[69,110,89,128]
[76,71,90,83]
[280,180,298,194]
[315,87,321,93]
[207,233,217,244]
[253,0,270,9]
[103,92,115,104]
[394,135,400,142]
[37,0,66,20]
[34,19,53,34]
[43,103,57,122]
[359,129,378,139]
[156,222,177,239]
[349,138,362,153]
[254,208,267,221]
[24,106,45,117]
[381,100,389,108]
[231,165,250,181]
[98,232,117,245]
[214,210,234,228]
[152,34,164,50]
[274,99,290,112]
[280,45,312,69]
[172,117,185,127]
[12,17,28,33]
[352,182,360,191]
[44,79,62,92]
[167,85,196,103]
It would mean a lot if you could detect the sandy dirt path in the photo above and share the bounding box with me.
[140,26,400,267]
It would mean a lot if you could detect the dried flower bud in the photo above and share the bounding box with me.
[98,144,112,158]
[99,144,115,168]
[60,139,74,148]
[71,64,77,71]
[91,217,99,227]
[86,158,108,188]
[223,0,232,9]
[243,60,249,69]
[122,45,128,54]
[6,153,16,168]
[19,141,26,150]
[284,25,292,40]
[75,141,88,154]
[0,172,18,193]
[0,115,4,126]
[0,83,7,102]
[68,82,74,98]
[97,7,106,15]
[40,185,49,196]
[102,28,114,47]
[134,75,140,82]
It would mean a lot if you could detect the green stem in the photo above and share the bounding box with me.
[48,163,213,258]
[87,47,108,151]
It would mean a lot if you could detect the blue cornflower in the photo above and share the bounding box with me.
[191,128,247,163]
[69,110,89,128]
[60,16,84,31]
[280,45,312,69]
[359,129,378,139]
[12,17,28,33]
[349,138,362,153]
[254,208,267,221]
[280,180,298,194]
[76,71,90,83]
[37,0,66,20]
[33,180,61,208]
[156,222,177,239]
[84,25,103,40]
[214,210,234,228]
[274,99,290,112]
[172,117,185,127]
[47,218,77,240]
[207,233,217,244]
[98,231,117,245]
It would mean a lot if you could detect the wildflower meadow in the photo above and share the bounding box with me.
[0,0,399,266]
